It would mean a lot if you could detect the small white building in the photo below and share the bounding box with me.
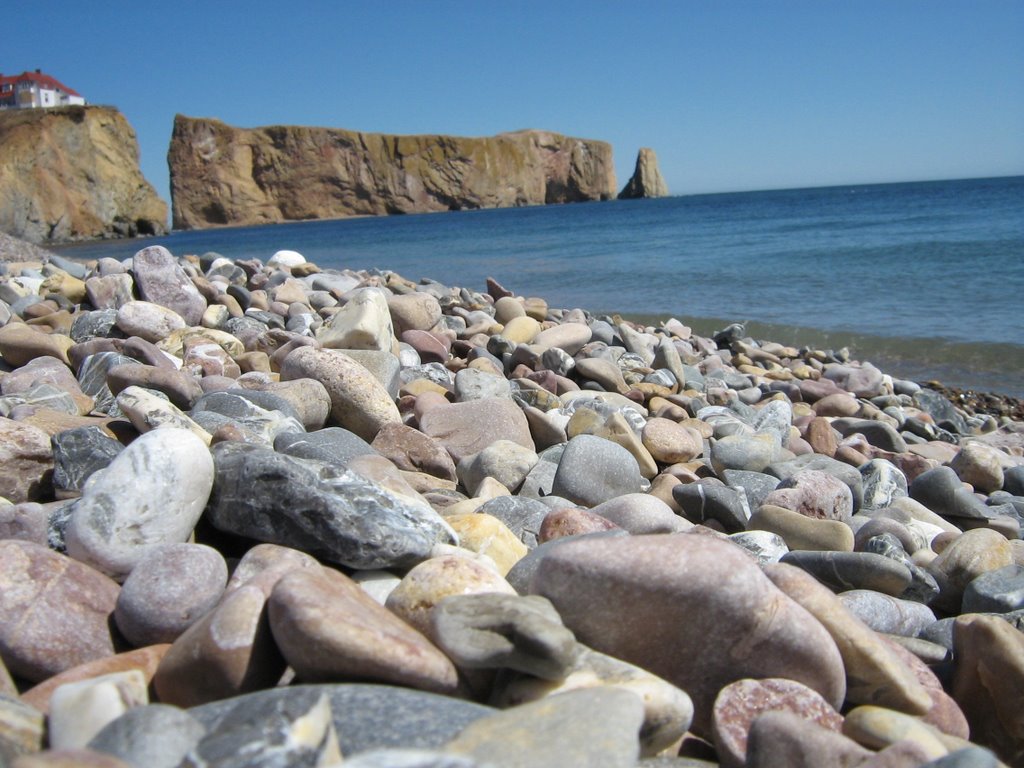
[0,69,85,110]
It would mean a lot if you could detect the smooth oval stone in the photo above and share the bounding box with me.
[672,482,751,532]
[838,590,937,637]
[268,566,459,695]
[444,514,528,576]
[457,440,539,496]
[64,428,215,581]
[710,433,779,475]
[962,564,1024,614]
[860,459,910,511]
[767,454,864,512]
[537,506,622,542]
[910,466,992,522]
[47,669,149,750]
[152,582,285,708]
[748,504,855,551]
[387,292,443,335]
[418,398,536,465]
[0,540,120,682]
[279,346,401,441]
[530,534,846,736]
[533,323,592,355]
[550,434,643,508]
[114,543,228,646]
[0,321,74,366]
[384,555,516,638]
[107,364,203,410]
[274,426,378,467]
[0,417,54,503]
[641,417,703,464]
[131,245,207,326]
[764,562,933,716]
[114,386,212,443]
[317,287,396,352]
[87,703,206,768]
[114,300,187,342]
[780,550,913,597]
[746,710,872,768]
[712,677,844,768]
[764,469,854,522]
[444,687,645,768]
[729,530,789,566]
[587,493,688,534]
[927,528,1014,613]
[949,442,1006,494]
[372,423,458,482]
[2,355,93,414]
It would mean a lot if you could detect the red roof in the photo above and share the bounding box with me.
[0,70,81,97]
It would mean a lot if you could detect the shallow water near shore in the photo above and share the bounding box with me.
[55,175,1024,396]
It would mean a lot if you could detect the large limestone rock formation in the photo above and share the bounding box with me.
[0,106,168,243]
[168,115,617,229]
[618,148,669,199]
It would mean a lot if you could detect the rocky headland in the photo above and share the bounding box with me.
[0,106,168,244]
[2,245,1024,766]
[168,116,618,230]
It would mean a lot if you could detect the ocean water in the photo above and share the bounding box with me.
[55,176,1024,396]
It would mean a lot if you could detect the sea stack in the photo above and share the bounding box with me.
[618,147,669,199]
[0,106,168,243]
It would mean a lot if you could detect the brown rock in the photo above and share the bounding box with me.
[538,507,622,542]
[0,323,73,367]
[268,566,459,694]
[712,677,844,768]
[224,543,320,594]
[419,397,535,464]
[0,356,92,415]
[763,469,854,522]
[443,514,529,575]
[746,710,872,768]
[20,645,169,714]
[371,422,458,481]
[530,534,846,736]
[617,147,669,199]
[0,541,120,683]
[806,417,840,457]
[926,528,1014,613]
[0,419,53,503]
[641,417,703,464]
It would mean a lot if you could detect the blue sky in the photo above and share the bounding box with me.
[7,1,1023,203]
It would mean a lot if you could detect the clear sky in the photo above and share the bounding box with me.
[6,1,1023,203]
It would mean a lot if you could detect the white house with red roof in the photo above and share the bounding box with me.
[0,69,85,110]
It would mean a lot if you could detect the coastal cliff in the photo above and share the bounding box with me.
[0,105,168,243]
[618,148,669,199]
[168,115,617,229]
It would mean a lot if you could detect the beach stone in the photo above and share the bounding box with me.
[641,418,702,464]
[64,428,214,580]
[419,398,535,464]
[745,710,872,768]
[914,389,969,435]
[454,368,512,402]
[87,704,206,768]
[0,322,74,366]
[722,469,781,512]
[384,555,516,638]
[114,386,212,443]
[534,323,592,355]
[274,426,377,467]
[107,364,202,411]
[224,543,320,593]
[457,440,538,496]
[372,423,457,481]
[0,418,53,502]
[824,362,885,398]
[838,590,937,637]
[833,418,909,454]
[47,670,148,750]
[152,581,285,708]
[388,292,443,335]
[51,426,124,499]
[729,530,789,565]
[267,566,459,694]
[530,534,846,736]
[781,550,913,596]
[537,506,622,542]
[131,246,206,325]
[588,493,688,534]
[927,528,1014,613]
[712,677,844,768]
[237,377,331,430]
[206,443,455,570]
[709,433,779,475]
[882,638,970,739]
[961,564,1024,614]
[749,503,855,551]
[279,345,400,441]
[318,287,396,352]
[114,543,228,646]
[764,562,933,715]
[764,469,854,522]
[114,301,187,343]
[444,687,644,768]
[0,501,52,545]
[574,357,630,394]
[495,643,694,757]
[767,453,865,511]
[181,688,341,768]
[951,614,1024,765]
[949,442,1005,494]
[672,481,751,532]
[910,466,992,522]
[432,593,577,679]
[842,705,950,761]
[550,434,643,508]
[444,514,528,575]
[0,694,45,762]
[589,412,658,479]
[341,348,402,398]
[806,416,840,456]
[0,540,119,682]
[2,355,93,414]
[474,496,549,548]
[862,459,910,510]
[190,683,495,757]
[918,748,1001,768]
[85,273,134,310]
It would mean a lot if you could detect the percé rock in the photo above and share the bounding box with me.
[0,106,168,243]
[617,148,669,199]
[168,115,617,229]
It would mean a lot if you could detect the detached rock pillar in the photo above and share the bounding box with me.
[618,147,669,199]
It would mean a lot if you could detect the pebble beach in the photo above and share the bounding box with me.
[1,241,1024,767]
